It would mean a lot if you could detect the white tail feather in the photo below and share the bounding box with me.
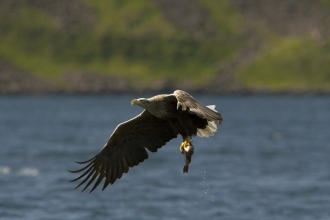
[196,104,219,137]
[207,121,217,132]
[197,120,218,138]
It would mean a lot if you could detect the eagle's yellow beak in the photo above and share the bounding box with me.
[131,99,138,105]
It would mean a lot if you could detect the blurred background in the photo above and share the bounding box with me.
[0,0,330,94]
[1,1,330,220]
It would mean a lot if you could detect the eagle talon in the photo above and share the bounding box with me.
[180,137,193,154]
[180,144,184,154]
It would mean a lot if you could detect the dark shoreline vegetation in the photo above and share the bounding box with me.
[1,60,329,95]
[0,0,330,95]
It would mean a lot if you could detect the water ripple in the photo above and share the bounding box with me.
[0,166,10,174]
[19,167,40,176]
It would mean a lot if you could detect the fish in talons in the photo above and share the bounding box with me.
[182,139,194,173]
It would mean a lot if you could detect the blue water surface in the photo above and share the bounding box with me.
[0,95,330,220]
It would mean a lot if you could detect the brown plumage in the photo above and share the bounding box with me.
[69,90,222,193]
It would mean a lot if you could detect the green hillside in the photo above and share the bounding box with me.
[0,0,330,93]
[237,37,330,91]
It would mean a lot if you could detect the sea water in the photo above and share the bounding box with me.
[0,95,329,220]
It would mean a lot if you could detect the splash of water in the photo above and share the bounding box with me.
[201,165,217,202]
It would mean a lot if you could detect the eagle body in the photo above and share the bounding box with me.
[132,94,208,139]
[70,90,222,192]
[135,94,178,118]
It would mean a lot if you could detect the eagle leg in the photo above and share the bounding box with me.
[179,136,193,154]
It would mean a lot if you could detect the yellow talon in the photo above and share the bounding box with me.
[180,137,192,154]
[180,142,185,154]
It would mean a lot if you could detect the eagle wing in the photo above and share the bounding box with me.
[69,110,178,193]
[173,90,223,124]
